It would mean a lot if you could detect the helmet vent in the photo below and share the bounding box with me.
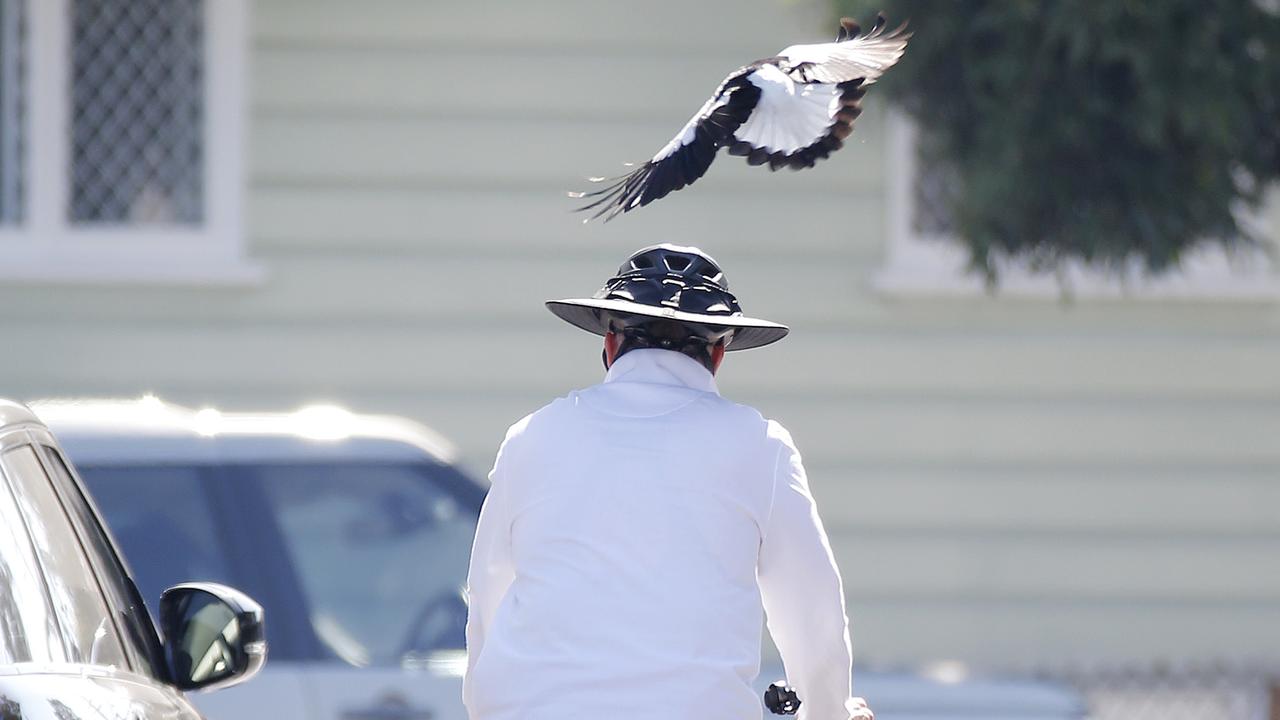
[665,256,691,271]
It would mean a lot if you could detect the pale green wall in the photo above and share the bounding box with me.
[2,0,1279,670]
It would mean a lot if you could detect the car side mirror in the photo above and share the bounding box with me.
[159,582,267,692]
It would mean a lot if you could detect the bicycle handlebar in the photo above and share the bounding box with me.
[763,681,801,715]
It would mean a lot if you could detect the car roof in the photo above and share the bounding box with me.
[0,399,42,431]
[30,396,461,467]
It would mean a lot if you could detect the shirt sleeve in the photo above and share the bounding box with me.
[758,423,857,720]
[462,438,517,713]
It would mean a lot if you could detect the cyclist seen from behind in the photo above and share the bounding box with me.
[464,244,871,720]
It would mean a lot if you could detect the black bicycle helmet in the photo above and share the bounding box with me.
[546,244,789,351]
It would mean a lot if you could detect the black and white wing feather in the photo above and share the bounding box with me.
[572,15,908,221]
[570,70,761,222]
[779,15,911,85]
[729,15,910,171]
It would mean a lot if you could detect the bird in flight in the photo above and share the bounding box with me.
[570,14,910,222]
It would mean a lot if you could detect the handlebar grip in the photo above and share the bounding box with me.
[763,682,801,715]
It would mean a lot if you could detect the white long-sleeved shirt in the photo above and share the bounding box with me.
[464,349,856,720]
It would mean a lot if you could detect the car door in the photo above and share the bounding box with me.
[0,433,202,719]
[226,459,480,720]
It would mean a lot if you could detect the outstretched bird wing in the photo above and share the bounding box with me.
[570,68,762,222]
[572,15,908,221]
[728,15,910,170]
[777,14,911,85]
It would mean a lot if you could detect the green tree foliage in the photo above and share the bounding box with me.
[840,0,1280,281]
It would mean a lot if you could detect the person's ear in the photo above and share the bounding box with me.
[603,332,622,369]
[709,342,726,374]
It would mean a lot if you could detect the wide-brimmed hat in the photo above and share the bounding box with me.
[545,244,789,351]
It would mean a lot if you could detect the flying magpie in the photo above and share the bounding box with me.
[571,15,910,222]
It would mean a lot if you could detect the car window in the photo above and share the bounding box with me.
[0,445,128,668]
[78,462,324,663]
[0,452,62,664]
[252,462,478,667]
[74,464,235,619]
[40,446,169,678]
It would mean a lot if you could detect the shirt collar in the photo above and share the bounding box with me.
[603,349,720,395]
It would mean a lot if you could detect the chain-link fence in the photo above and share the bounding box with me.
[1045,664,1277,720]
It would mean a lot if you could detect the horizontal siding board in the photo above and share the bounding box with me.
[762,395,1280,465]
[827,534,1280,599]
[249,186,889,257]
[844,602,1280,667]
[253,0,825,55]
[251,47,781,121]
[723,331,1280,397]
[250,115,887,192]
[816,471,1280,535]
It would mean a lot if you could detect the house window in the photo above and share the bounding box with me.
[0,0,259,284]
[874,110,1280,300]
[71,0,204,224]
[0,0,24,225]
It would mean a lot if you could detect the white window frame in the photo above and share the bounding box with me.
[873,110,1280,301]
[0,0,261,285]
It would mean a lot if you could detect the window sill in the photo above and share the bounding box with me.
[0,226,266,286]
[879,109,1280,303]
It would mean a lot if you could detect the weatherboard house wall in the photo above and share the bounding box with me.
[2,0,1278,671]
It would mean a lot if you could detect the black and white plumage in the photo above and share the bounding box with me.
[571,15,910,222]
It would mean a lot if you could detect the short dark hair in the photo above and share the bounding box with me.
[616,320,721,371]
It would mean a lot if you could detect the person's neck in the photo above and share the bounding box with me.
[604,349,720,395]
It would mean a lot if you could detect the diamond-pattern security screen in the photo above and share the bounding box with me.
[0,0,23,224]
[1054,665,1275,720]
[912,152,959,237]
[71,0,203,224]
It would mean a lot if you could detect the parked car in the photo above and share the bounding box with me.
[36,396,1086,720]
[0,399,265,719]
[36,397,483,720]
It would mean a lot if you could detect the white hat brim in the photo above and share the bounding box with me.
[546,297,789,351]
